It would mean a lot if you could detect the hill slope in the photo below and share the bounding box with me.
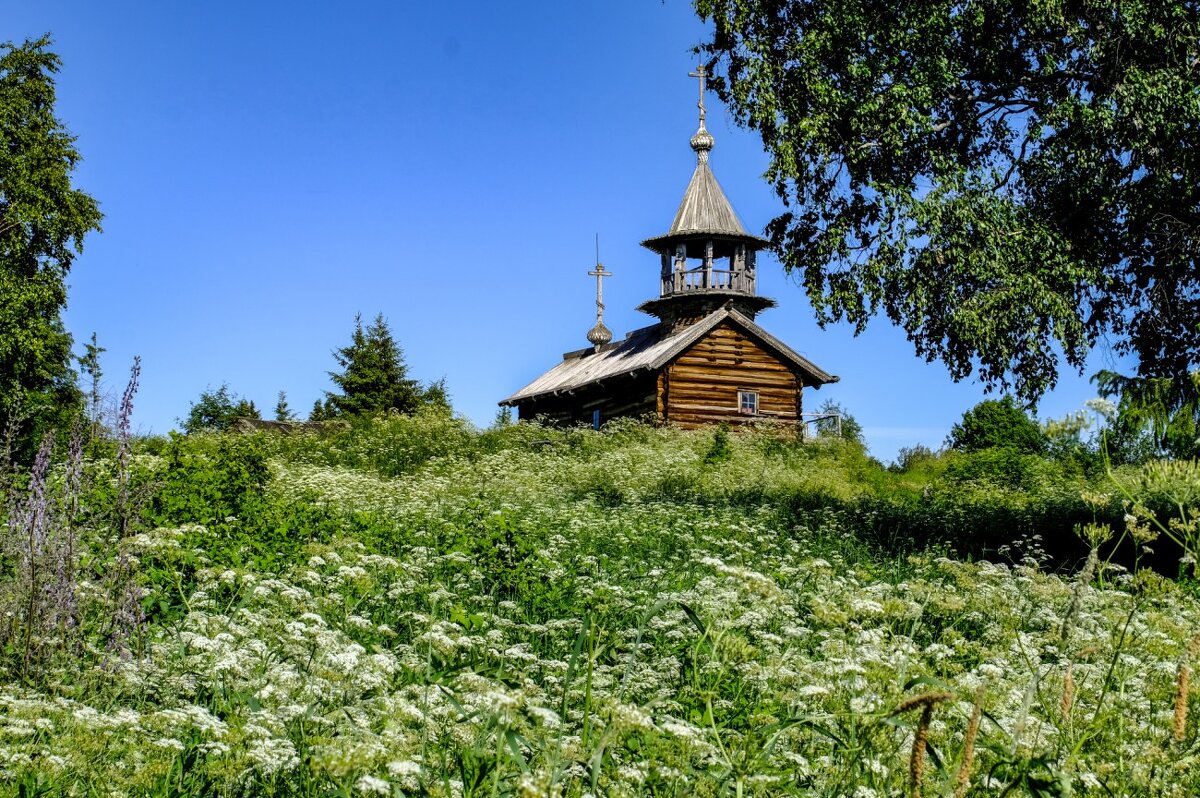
[1,415,1198,796]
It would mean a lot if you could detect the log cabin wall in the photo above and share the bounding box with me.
[517,373,658,426]
[663,322,801,429]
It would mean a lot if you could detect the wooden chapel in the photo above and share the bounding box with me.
[500,67,838,429]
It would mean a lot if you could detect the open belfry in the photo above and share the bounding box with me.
[500,67,838,428]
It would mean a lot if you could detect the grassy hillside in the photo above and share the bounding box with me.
[1,414,1198,796]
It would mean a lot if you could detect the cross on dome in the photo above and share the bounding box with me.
[687,64,715,156]
[688,63,708,125]
[586,243,614,348]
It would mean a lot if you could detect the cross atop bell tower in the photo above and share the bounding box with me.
[689,63,708,125]
[637,64,776,329]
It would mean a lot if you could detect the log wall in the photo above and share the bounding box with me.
[663,323,801,429]
[516,373,658,426]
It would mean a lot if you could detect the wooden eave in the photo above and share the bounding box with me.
[499,308,838,407]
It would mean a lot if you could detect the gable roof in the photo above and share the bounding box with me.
[500,308,838,406]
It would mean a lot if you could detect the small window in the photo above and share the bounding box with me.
[738,391,759,415]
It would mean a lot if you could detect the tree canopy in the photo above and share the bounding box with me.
[948,396,1046,454]
[1094,369,1199,460]
[0,37,102,458]
[695,0,1200,404]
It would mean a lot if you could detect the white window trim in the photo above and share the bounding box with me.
[738,390,759,415]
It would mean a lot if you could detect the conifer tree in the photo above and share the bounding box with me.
[325,313,420,417]
[78,332,105,442]
[274,390,293,422]
[1,37,102,460]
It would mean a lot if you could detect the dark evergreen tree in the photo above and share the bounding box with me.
[420,378,452,415]
[274,390,293,422]
[0,37,103,461]
[325,313,421,417]
[308,398,332,422]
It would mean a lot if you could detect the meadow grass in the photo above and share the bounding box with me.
[2,414,1199,796]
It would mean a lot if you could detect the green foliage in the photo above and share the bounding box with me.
[326,312,422,417]
[4,417,1200,794]
[891,443,937,472]
[272,390,292,422]
[948,396,1046,454]
[266,405,474,477]
[696,0,1200,402]
[942,447,1059,490]
[703,421,733,464]
[0,37,102,461]
[141,432,341,577]
[181,383,260,433]
[812,398,864,445]
[147,433,271,526]
[1095,370,1200,461]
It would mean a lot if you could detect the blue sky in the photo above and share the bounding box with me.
[8,1,1125,461]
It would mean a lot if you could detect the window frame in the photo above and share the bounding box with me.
[737,390,759,416]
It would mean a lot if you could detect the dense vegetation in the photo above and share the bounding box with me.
[695,0,1200,406]
[2,402,1198,797]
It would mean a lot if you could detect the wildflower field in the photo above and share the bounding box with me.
[3,412,1200,797]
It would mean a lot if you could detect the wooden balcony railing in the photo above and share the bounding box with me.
[661,268,754,295]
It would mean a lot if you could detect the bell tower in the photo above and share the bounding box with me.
[638,64,776,331]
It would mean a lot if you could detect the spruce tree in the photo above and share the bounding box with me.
[325,313,420,417]
[0,38,103,460]
[274,390,293,422]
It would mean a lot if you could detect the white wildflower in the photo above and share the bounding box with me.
[356,775,390,795]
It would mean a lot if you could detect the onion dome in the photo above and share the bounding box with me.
[587,320,613,347]
[690,122,715,157]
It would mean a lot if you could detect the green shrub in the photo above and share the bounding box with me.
[948,396,1046,454]
[147,433,270,526]
[266,406,475,477]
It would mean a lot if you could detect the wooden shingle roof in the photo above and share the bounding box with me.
[641,126,769,252]
[666,157,750,238]
[500,308,838,406]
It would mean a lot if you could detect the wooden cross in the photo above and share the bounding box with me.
[689,63,708,123]
[588,262,612,321]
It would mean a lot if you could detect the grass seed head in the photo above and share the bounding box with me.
[892,690,955,715]
[1060,664,1075,721]
[909,702,935,798]
[1175,663,1191,744]
[953,685,986,798]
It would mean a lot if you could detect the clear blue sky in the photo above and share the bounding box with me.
[8,0,1126,461]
